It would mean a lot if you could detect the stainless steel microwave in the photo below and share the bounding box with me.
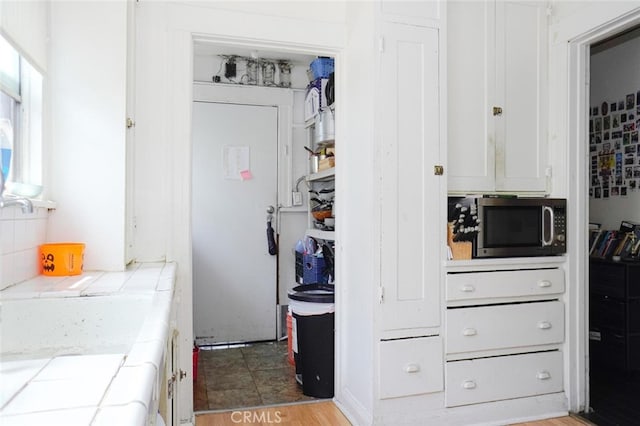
[474,197,567,258]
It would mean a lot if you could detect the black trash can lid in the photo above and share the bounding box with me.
[288,284,335,303]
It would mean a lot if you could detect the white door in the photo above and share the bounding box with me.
[379,22,442,333]
[192,101,278,344]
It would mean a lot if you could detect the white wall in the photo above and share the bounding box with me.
[47,1,127,271]
[338,1,376,422]
[589,34,640,229]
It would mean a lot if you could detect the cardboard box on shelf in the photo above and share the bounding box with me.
[318,156,335,172]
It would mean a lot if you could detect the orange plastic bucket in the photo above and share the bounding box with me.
[39,243,85,276]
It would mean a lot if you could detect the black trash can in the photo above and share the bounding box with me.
[288,284,335,398]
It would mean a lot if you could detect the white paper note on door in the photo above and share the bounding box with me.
[223,145,250,180]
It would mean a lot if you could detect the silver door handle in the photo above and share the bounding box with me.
[266,205,275,214]
[541,206,554,247]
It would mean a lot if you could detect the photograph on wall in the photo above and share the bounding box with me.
[590,88,640,198]
[627,93,635,110]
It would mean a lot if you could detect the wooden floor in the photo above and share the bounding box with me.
[195,401,350,426]
[195,401,592,425]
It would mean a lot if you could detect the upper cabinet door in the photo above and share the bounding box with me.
[495,1,548,192]
[447,0,496,193]
[380,0,442,27]
[379,22,442,333]
[448,1,548,194]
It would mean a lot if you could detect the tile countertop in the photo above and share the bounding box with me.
[0,262,176,426]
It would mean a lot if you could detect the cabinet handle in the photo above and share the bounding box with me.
[404,363,421,373]
[460,285,475,293]
[463,328,477,336]
[538,280,552,288]
[536,371,551,380]
[462,380,477,389]
[493,106,503,116]
[537,321,552,330]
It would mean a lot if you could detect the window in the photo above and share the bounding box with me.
[0,34,43,197]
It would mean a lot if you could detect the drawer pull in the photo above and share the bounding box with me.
[460,285,475,293]
[462,380,477,390]
[536,371,551,380]
[404,363,421,373]
[462,328,477,336]
[538,280,552,288]
[537,321,552,330]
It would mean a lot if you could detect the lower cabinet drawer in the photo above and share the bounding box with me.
[445,351,563,407]
[446,301,564,354]
[379,336,443,399]
[446,269,565,302]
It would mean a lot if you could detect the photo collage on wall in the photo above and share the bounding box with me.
[590,89,640,198]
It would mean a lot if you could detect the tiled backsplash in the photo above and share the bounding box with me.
[0,206,49,290]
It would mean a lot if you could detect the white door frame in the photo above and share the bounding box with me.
[166,30,342,421]
[567,9,640,413]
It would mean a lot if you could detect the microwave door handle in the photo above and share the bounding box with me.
[542,206,554,247]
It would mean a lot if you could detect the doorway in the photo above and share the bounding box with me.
[584,26,640,425]
[189,40,337,412]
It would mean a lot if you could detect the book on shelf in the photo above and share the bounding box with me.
[621,228,640,261]
[589,229,604,255]
[590,230,618,258]
[620,220,640,233]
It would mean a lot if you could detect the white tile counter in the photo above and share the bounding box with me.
[0,262,176,426]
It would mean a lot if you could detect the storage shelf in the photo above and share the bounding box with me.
[306,229,335,240]
[307,168,335,182]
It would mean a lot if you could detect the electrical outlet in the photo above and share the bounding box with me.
[292,192,303,206]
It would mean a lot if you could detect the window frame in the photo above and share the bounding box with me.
[0,33,44,197]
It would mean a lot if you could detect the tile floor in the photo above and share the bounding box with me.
[193,341,316,411]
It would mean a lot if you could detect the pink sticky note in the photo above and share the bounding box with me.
[240,170,253,180]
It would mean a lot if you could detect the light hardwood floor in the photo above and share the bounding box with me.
[195,401,593,425]
[195,401,350,426]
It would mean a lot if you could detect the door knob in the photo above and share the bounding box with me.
[266,205,275,214]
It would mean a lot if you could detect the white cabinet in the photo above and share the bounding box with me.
[379,337,443,399]
[446,268,565,304]
[447,1,548,193]
[446,301,564,355]
[379,21,444,333]
[342,2,448,422]
[444,264,566,408]
[446,351,563,407]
